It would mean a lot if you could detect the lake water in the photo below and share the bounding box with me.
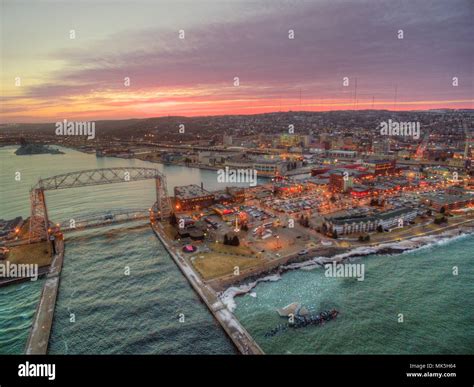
[1,145,472,354]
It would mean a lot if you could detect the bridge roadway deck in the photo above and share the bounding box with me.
[61,214,149,233]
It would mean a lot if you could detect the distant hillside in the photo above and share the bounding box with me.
[1,109,472,140]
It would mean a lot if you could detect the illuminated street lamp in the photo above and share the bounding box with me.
[234,213,241,233]
[275,235,282,249]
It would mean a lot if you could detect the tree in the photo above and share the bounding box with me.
[333,230,338,239]
[377,225,383,233]
[170,212,177,226]
[322,223,328,235]
[299,215,309,227]
[303,216,310,227]
[232,235,240,246]
[224,234,229,245]
[440,206,446,214]
[434,216,448,225]
[426,209,432,217]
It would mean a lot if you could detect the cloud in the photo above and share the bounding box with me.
[3,0,473,121]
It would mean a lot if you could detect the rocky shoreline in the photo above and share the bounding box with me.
[219,225,474,312]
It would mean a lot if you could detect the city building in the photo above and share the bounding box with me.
[212,204,235,216]
[225,155,287,176]
[324,207,418,235]
[306,177,330,188]
[447,158,466,168]
[350,185,372,198]
[301,134,313,147]
[326,150,358,160]
[421,193,474,212]
[311,166,331,176]
[273,181,304,196]
[254,157,287,175]
[213,190,233,204]
[329,171,354,193]
[279,134,301,147]
[174,184,215,211]
[363,159,397,175]
[226,186,246,203]
[397,150,411,159]
[372,138,390,155]
[197,151,227,165]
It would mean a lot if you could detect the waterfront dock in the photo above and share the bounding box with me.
[25,239,64,354]
[151,223,264,355]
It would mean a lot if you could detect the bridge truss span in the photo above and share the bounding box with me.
[29,167,172,242]
[36,167,166,190]
[58,208,152,232]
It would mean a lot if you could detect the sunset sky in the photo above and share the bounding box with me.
[1,0,473,123]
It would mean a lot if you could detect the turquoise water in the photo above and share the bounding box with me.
[48,225,234,354]
[0,146,235,354]
[233,235,474,354]
[0,145,256,221]
[0,280,44,353]
[1,145,473,354]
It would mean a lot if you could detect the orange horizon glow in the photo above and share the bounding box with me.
[2,93,472,124]
[3,1,472,124]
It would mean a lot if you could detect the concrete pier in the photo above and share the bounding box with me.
[151,223,264,355]
[25,239,64,354]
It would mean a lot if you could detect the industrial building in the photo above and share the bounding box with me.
[421,193,474,212]
[174,184,215,211]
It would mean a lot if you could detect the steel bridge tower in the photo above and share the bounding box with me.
[29,188,50,242]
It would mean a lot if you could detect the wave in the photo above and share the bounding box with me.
[219,274,281,312]
[220,228,474,312]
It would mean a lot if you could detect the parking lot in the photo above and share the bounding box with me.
[261,193,323,214]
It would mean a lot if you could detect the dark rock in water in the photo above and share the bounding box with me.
[265,307,339,338]
[277,302,309,317]
[15,143,64,155]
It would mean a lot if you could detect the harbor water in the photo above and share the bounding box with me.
[0,146,236,354]
[1,146,473,354]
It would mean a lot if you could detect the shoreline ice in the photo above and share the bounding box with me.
[219,229,474,312]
